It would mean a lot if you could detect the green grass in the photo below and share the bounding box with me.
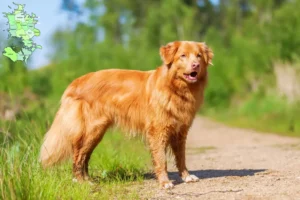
[203,95,300,137]
[215,115,300,137]
[0,105,151,200]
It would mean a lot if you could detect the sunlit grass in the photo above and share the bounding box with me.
[203,95,300,137]
[0,106,151,200]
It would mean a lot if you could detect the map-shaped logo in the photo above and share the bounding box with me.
[2,2,42,63]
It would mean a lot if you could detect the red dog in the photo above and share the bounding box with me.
[40,41,213,188]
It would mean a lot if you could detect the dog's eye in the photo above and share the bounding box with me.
[197,54,202,58]
[180,54,186,58]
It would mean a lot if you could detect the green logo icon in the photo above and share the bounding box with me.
[2,2,42,63]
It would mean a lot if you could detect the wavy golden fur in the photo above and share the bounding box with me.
[39,41,213,188]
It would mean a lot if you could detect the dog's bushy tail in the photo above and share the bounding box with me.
[39,97,84,168]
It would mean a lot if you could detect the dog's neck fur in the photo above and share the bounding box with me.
[147,65,207,130]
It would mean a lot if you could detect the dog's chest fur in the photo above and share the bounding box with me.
[147,81,204,134]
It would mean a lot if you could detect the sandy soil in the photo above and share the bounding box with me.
[139,117,300,200]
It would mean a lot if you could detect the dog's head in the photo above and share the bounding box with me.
[160,41,213,83]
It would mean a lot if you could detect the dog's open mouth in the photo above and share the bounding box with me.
[184,72,198,82]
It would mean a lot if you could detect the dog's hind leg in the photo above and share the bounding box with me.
[82,119,110,181]
[72,117,111,182]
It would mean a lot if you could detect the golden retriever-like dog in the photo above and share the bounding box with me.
[39,41,213,188]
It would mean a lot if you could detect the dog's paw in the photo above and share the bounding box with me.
[183,174,199,183]
[160,181,174,189]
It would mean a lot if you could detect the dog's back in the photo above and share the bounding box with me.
[65,69,154,133]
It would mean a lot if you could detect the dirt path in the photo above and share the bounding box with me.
[140,117,300,200]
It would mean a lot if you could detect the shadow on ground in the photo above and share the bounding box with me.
[144,169,266,182]
[89,169,266,184]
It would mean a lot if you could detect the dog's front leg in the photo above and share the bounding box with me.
[147,132,173,189]
[170,133,199,183]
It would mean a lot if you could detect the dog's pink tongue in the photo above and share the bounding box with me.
[188,74,197,80]
[184,74,197,81]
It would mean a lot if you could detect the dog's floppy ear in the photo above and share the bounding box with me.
[160,41,180,65]
[199,42,214,66]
